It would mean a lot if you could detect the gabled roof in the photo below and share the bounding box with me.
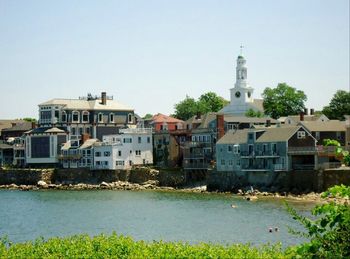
[25,127,67,134]
[151,113,184,124]
[299,120,346,132]
[217,129,250,144]
[256,126,301,142]
[1,121,32,132]
[224,115,277,124]
[39,98,133,111]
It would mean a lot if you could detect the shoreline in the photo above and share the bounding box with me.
[0,180,337,204]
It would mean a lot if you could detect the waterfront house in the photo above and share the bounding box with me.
[216,125,317,173]
[150,113,185,132]
[0,120,26,140]
[278,109,329,125]
[0,141,13,167]
[1,122,35,141]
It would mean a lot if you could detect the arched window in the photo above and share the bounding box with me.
[109,113,114,123]
[82,111,89,123]
[72,111,80,123]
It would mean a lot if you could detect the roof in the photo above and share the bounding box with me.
[300,120,346,132]
[151,113,184,124]
[0,120,25,135]
[39,98,133,111]
[217,129,250,145]
[25,127,67,134]
[197,113,217,128]
[80,139,100,149]
[256,126,301,142]
[45,127,65,133]
[224,115,277,124]
[1,121,33,132]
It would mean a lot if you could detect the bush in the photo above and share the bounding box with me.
[286,185,350,258]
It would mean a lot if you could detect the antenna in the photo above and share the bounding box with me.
[240,45,244,55]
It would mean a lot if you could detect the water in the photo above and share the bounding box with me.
[0,190,312,246]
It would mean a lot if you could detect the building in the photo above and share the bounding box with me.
[1,121,35,141]
[216,125,318,173]
[278,109,329,125]
[220,54,264,115]
[150,113,185,132]
[0,141,13,167]
[13,137,26,167]
[0,120,25,140]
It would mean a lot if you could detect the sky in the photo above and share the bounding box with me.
[0,0,349,119]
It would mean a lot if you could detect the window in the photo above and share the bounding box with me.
[136,150,141,156]
[228,145,233,152]
[233,145,240,154]
[109,113,114,123]
[71,127,76,135]
[98,113,103,123]
[128,114,133,123]
[86,149,91,156]
[61,111,67,122]
[79,128,83,135]
[229,160,233,166]
[72,111,79,122]
[96,161,101,166]
[297,131,306,139]
[95,151,101,157]
[248,132,254,141]
[116,160,124,166]
[236,159,241,166]
[315,131,320,140]
[104,151,111,157]
[138,137,141,143]
[123,138,132,143]
[221,160,225,165]
[118,151,122,156]
[147,137,151,143]
[82,111,89,123]
[104,161,108,166]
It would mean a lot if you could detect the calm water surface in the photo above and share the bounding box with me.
[0,190,312,246]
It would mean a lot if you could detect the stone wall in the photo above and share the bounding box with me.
[207,169,350,193]
[0,169,54,185]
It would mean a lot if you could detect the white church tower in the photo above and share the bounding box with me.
[220,49,262,115]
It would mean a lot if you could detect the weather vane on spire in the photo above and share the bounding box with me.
[240,45,244,55]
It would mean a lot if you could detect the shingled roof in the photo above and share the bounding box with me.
[300,120,346,132]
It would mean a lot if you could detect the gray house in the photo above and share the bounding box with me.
[216,125,317,173]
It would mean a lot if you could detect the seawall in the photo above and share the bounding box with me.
[207,168,350,193]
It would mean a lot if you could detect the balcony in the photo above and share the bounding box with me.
[288,146,317,155]
[317,146,350,157]
[58,154,82,160]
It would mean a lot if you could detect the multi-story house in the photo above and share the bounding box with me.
[13,137,26,167]
[150,113,185,132]
[278,109,329,125]
[0,141,13,167]
[25,92,135,166]
[216,125,318,173]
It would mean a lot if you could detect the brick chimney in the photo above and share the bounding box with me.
[217,114,225,140]
[81,133,90,144]
[101,92,107,105]
[300,111,304,121]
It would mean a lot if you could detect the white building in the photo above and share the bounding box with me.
[94,128,153,170]
[220,54,263,115]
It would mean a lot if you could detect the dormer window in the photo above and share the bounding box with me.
[297,131,306,139]
[72,111,80,123]
[82,111,89,123]
[109,113,114,123]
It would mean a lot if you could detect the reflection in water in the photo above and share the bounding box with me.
[0,190,311,245]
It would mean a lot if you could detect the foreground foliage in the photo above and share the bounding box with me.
[287,185,350,258]
[0,234,289,259]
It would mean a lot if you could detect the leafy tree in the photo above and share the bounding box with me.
[245,108,264,118]
[197,92,229,114]
[174,93,228,120]
[322,90,350,120]
[287,185,350,258]
[142,114,153,120]
[262,83,307,119]
[22,118,37,122]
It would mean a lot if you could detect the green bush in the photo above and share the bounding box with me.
[286,185,350,258]
[0,233,289,259]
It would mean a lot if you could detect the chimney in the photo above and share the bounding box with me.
[31,121,36,129]
[81,133,90,144]
[266,119,271,127]
[11,123,16,127]
[101,92,107,105]
[304,108,308,115]
[217,114,225,140]
[310,108,315,115]
[300,111,304,121]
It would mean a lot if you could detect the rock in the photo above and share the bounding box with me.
[37,181,48,188]
[142,180,159,186]
[100,182,110,187]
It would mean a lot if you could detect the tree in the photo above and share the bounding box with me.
[197,92,229,114]
[262,83,307,119]
[245,108,264,118]
[142,114,153,120]
[22,118,37,122]
[173,92,229,121]
[322,90,350,120]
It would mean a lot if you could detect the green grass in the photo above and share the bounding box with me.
[0,233,293,258]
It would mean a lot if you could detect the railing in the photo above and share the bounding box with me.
[58,154,82,160]
[292,164,315,170]
[317,162,342,170]
[288,146,317,154]
[317,146,350,156]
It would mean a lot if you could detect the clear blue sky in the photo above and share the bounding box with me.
[0,0,349,119]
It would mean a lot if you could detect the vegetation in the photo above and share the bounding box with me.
[323,139,350,166]
[22,118,37,123]
[322,90,350,121]
[262,83,307,119]
[174,92,229,121]
[245,108,264,118]
[143,114,153,120]
[287,185,350,258]
[0,233,288,258]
